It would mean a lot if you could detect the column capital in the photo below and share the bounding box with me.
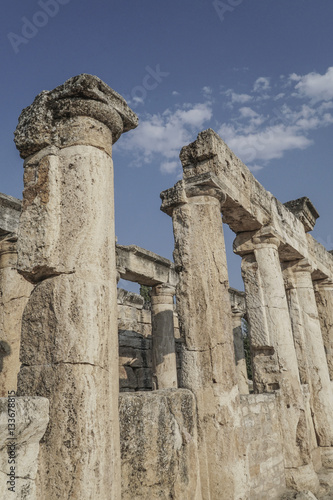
[313,277,333,290]
[283,258,313,274]
[160,172,226,216]
[233,226,281,256]
[0,236,17,269]
[152,283,176,297]
[14,74,138,159]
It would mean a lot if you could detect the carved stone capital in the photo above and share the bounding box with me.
[160,172,226,216]
[14,74,138,158]
[0,236,18,268]
[313,277,333,291]
[151,283,176,297]
[233,226,281,256]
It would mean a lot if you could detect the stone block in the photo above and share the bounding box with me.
[119,389,201,499]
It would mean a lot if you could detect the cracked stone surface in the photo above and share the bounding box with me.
[119,389,201,500]
[0,237,33,396]
[15,75,138,500]
[0,397,49,500]
[161,178,247,500]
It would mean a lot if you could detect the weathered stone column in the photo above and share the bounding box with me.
[14,74,138,500]
[161,173,246,500]
[0,194,33,396]
[283,261,333,467]
[0,236,33,396]
[283,265,322,470]
[314,278,333,381]
[151,284,178,390]
[229,289,249,394]
[234,227,319,493]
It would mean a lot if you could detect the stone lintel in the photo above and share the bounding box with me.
[284,197,319,232]
[0,193,21,236]
[179,128,220,169]
[282,259,315,290]
[14,74,138,158]
[116,244,178,287]
[313,277,333,290]
[117,288,145,309]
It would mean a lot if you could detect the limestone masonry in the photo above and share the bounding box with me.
[1,74,333,499]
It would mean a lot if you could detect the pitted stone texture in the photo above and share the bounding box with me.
[17,146,116,282]
[14,74,138,158]
[19,275,114,368]
[119,389,201,500]
[284,261,333,447]
[18,363,118,500]
[0,397,49,500]
[0,238,33,396]
[314,280,333,381]
[284,197,320,233]
[236,231,319,493]
[240,393,286,499]
[163,180,247,500]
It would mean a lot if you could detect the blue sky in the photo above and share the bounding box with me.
[1,0,333,290]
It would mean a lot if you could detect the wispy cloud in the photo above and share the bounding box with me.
[218,68,333,169]
[117,66,333,176]
[116,102,212,173]
[290,66,333,103]
[253,77,270,93]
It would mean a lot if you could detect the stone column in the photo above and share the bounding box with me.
[14,74,138,500]
[161,173,247,500]
[314,278,333,381]
[229,289,249,394]
[231,308,249,395]
[151,284,178,390]
[0,236,33,396]
[234,227,319,493]
[284,261,333,467]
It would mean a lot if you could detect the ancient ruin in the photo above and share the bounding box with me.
[1,74,333,499]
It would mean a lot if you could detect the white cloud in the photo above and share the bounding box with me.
[132,96,144,105]
[239,107,258,118]
[202,86,213,98]
[225,89,253,104]
[218,123,312,164]
[291,67,333,102]
[160,160,180,174]
[248,164,264,173]
[253,77,270,92]
[118,66,333,176]
[117,102,212,169]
